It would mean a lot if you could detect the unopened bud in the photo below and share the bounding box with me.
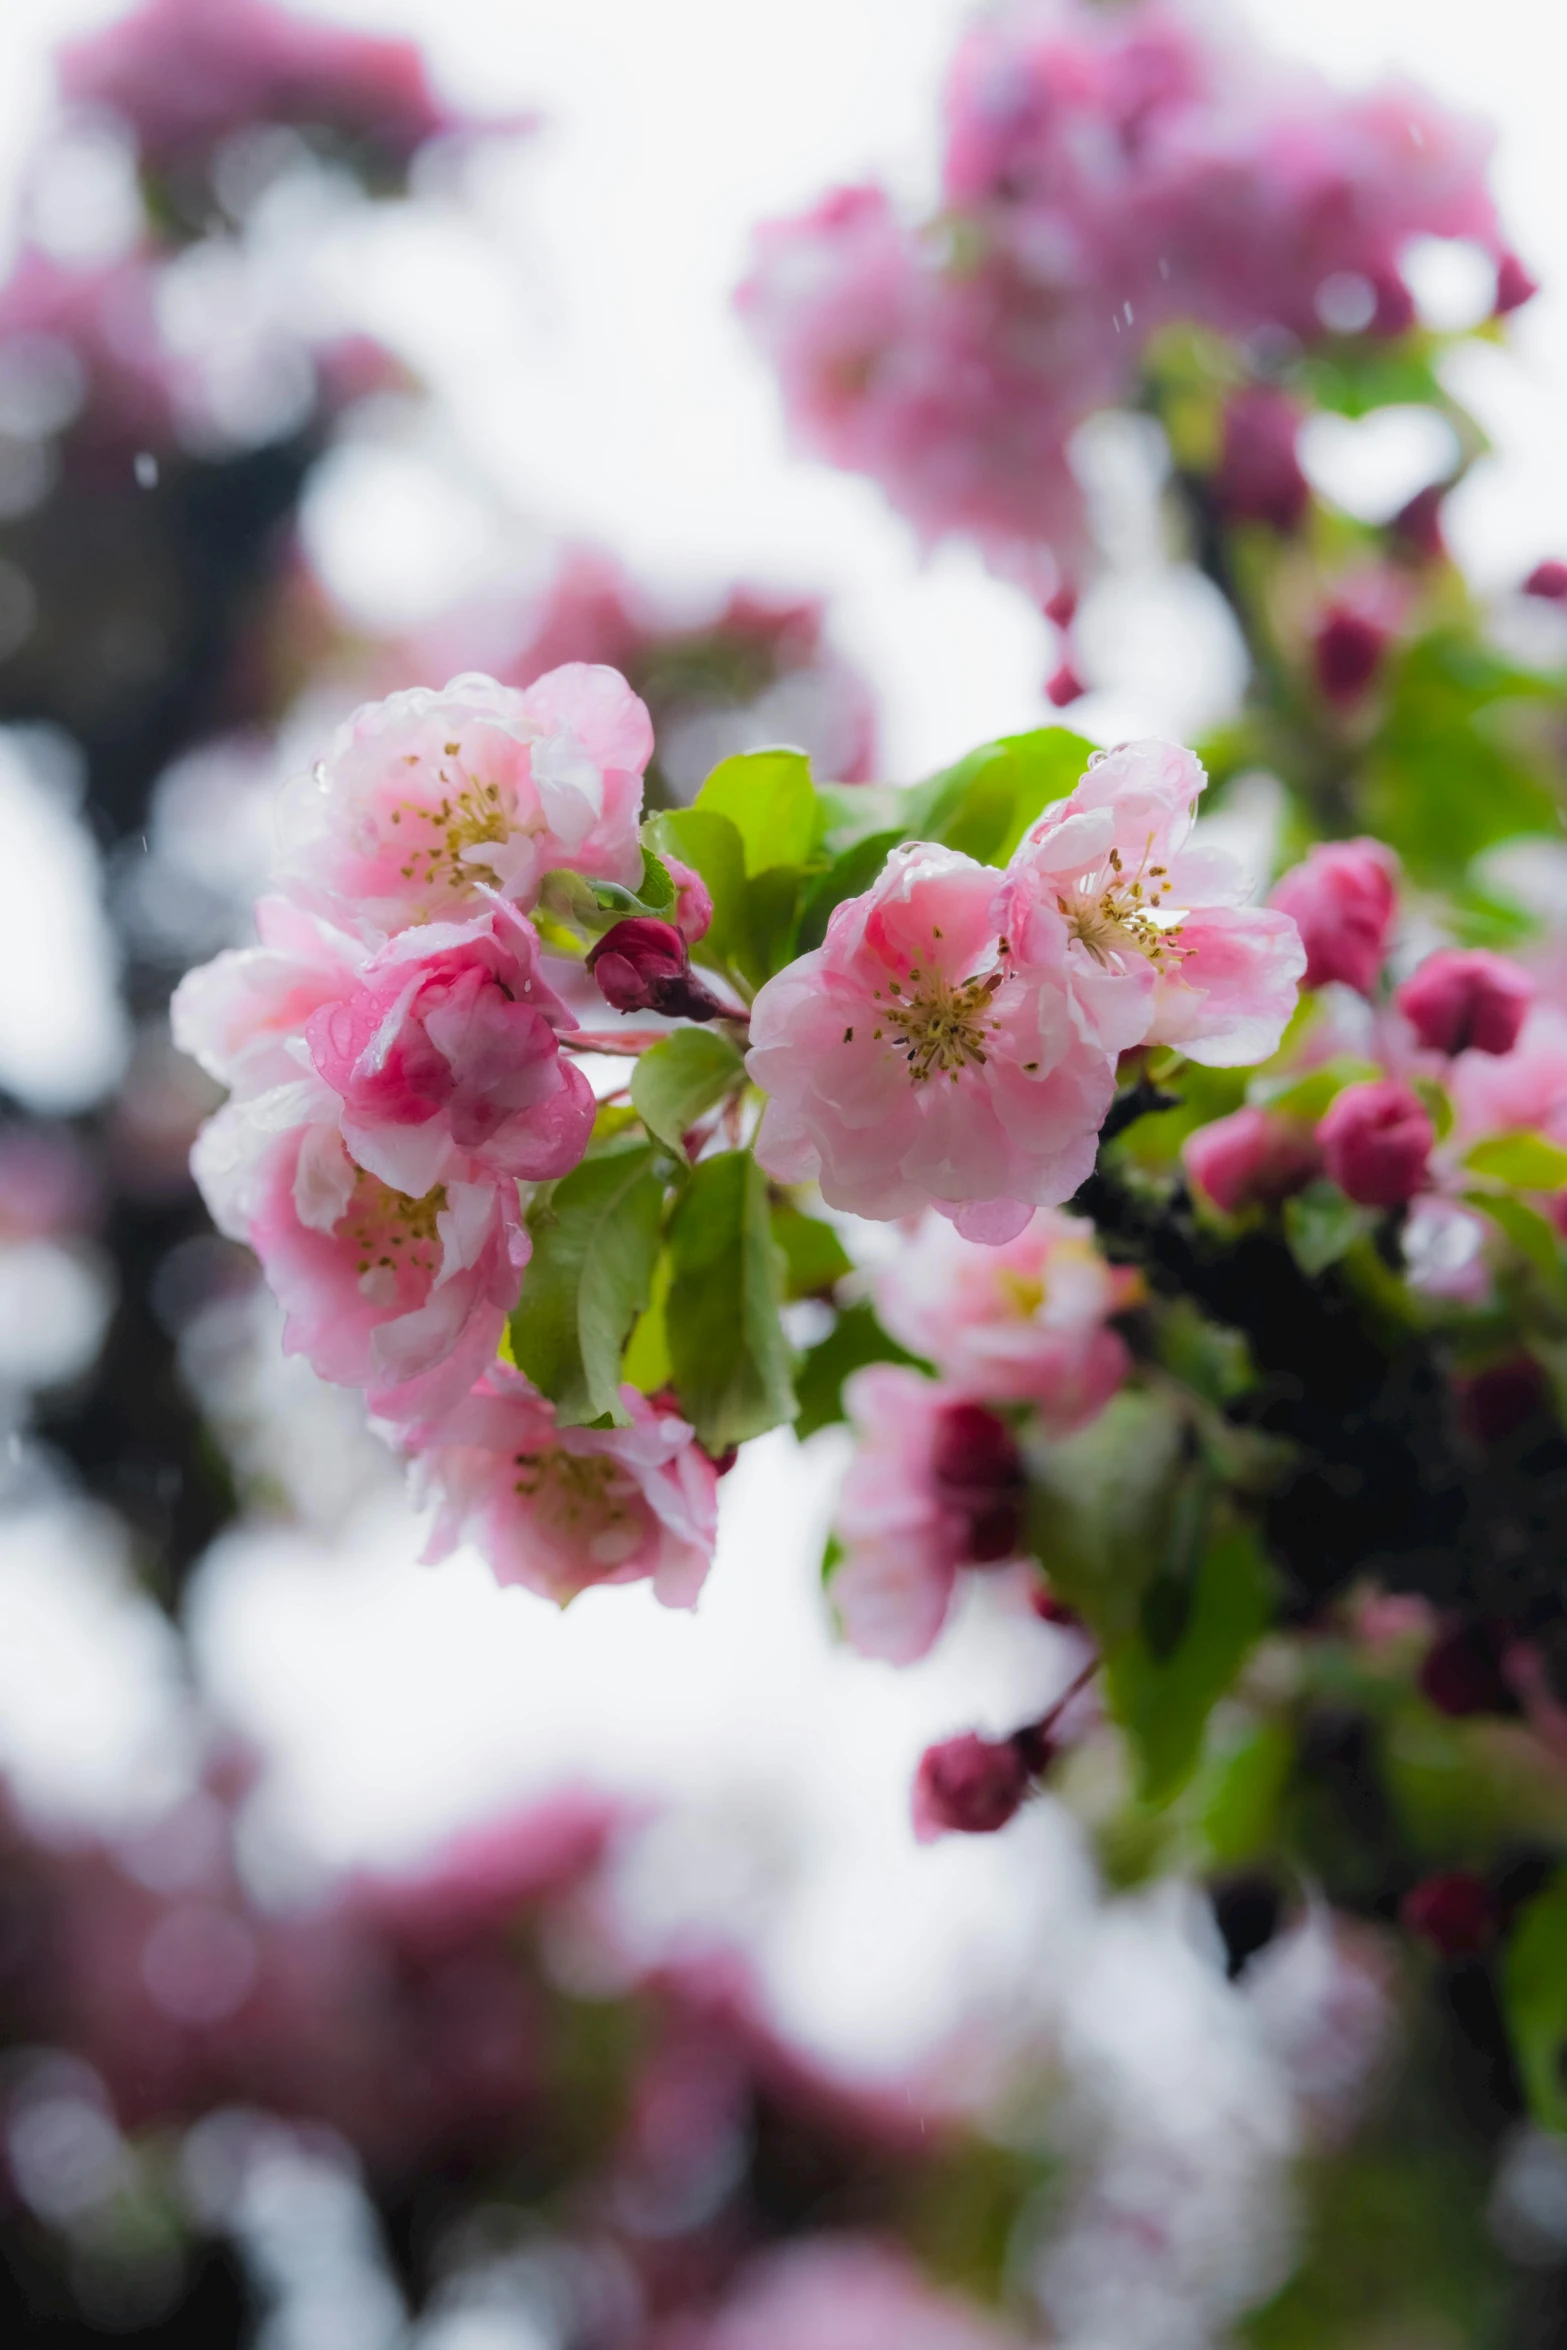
[1524,558,1567,603]
[1184,1105,1321,1214]
[1313,607,1388,705]
[930,1400,1024,1563]
[1318,1077,1432,1207]
[1494,251,1539,317]
[1269,838,1398,994]
[587,918,728,1023]
[1396,948,1532,1058]
[1212,386,1308,533]
[1401,1870,1496,1959]
[912,1731,1030,1842]
[1046,661,1084,708]
[1418,1619,1520,1719]
[663,856,713,945]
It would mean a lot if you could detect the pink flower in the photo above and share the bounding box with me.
[873,1208,1134,1428]
[912,1732,1031,1842]
[1396,949,1533,1058]
[192,1089,526,1426]
[1269,839,1398,994]
[413,1368,719,1609]
[661,2239,1026,2350]
[831,1367,1024,1663]
[171,894,366,1099]
[999,740,1305,1067]
[1449,1006,1567,1149]
[1318,1076,1432,1207]
[304,898,593,1198]
[1213,386,1309,533]
[1183,1106,1322,1214]
[278,666,653,941]
[749,842,1116,1240]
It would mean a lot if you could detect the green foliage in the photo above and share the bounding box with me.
[1106,1518,1275,1805]
[736,863,807,988]
[1024,1390,1187,1647]
[770,1202,853,1298]
[642,808,747,972]
[1154,1297,1255,1407]
[693,747,818,873]
[1464,1131,1567,1189]
[509,1140,666,1427]
[1504,1869,1567,2135]
[666,1150,796,1451]
[792,1299,926,1440]
[904,726,1093,866]
[1194,1715,1294,1869]
[1283,1180,1373,1276]
[1362,632,1562,886]
[795,827,906,953]
[630,1028,745,1154]
[1249,1056,1380,1122]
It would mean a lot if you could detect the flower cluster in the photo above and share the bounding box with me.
[739,0,1517,591]
[175,664,721,1606]
[749,737,1304,1239]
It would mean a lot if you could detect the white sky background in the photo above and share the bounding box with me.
[4,0,1567,2091]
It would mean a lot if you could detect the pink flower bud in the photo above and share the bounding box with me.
[1396,948,1533,1058]
[1269,839,1398,994]
[1368,268,1416,337]
[911,1732,1030,1842]
[1046,660,1084,708]
[1213,386,1308,533]
[1401,1871,1496,1960]
[1318,1077,1432,1207]
[1418,1619,1519,1718]
[1313,607,1388,705]
[586,918,728,1023]
[1494,251,1539,316]
[662,856,713,945]
[929,1400,1024,1563]
[1524,558,1567,603]
[1390,485,1446,564]
[1183,1106,1322,1214]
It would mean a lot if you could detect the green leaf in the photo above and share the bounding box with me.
[630,1028,744,1155]
[666,1150,796,1450]
[1106,1518,1275,1806]
[1024,1389,1188,1647]
[1249,1056,1380,1121]
[1194,1715,1293,1869]
[538,846,678,936]
[621,1250,673,1394]
[509,1141,665,1426]
[643,809,746,972]
[792,1298,925,1440]
[735,864,806,988]
[771,1203,853,1299]
[1466,1191,1563,1285]
[1284,1180,1374,1276]
[906,727,1092,867]
[1504,1869,1567,2133]
[795,828,905,954]
[694,748,817,876]
[1155,1297,1255,1407]
[1464,1131,1567,1190]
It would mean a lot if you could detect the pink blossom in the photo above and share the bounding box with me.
[749,842,1115,1238]
[1183,1106,1322,1214]
[191,1089,526,1426]
[873,1208,1134,1428]
[999,740,1305,1067]
[278,666,653,941]
[831,1368,1024,1663]
[658,2239,1027,2350]
[912,1732,1031,1842]
[1269,839,1398,994]
[171,894,366,1099]
[1318,1076,1432,1207]
[1396,948,1533,1058]
[1448,1006,1567,1159]
[1213,386,1309,533]
[303,897,593,1197]
[413,1367,719,1610]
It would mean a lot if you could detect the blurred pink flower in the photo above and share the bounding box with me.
[749,842,1115,1240]
[1318,1076,1432,1207]
[999,739,1305,1066]
[1396,947,1533,1058]
[1184,1104,1322,1214]
[278,666,652,940]
[1448,1005,1567,1150]
[655,2238,1027,2350]
[874,1207,1134,1427]
[172,893,366,1099]
[832,1367,1025,1663]
[414,1367,719,1609]
[304,897,593,1196]
[1269,838,1399,994]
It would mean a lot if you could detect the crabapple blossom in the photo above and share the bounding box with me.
[191,1089,528,1427]
[668,2238,1030,2350]
[873,1208,1135,1428]
[171,894,366,1100]
[1396,948,1533,1058]
[998,740,1306,1067]
[1269,839,1399,994]
[303,897,594,1198]
[586,918,731,1021]
[412,1366,719,1609]
[830,1367,1025,1663]
[1318,1077,1433,1207]
[278,666,653,940]
[748,842,1116,1241]
[912,1732,1031,1842]
[1183,1107,1322,1215]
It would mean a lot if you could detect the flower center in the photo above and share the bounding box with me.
[876,961,1005,1084]
[344,1174,446,1290]
[1061,842,1184,968]
[389,746,514,890]
[509,1449,642,1561]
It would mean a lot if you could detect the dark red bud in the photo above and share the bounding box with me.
[1396,948,1532,1057]
[1031,1584,1082,1629]
[1456,1355,1549,1447]
[1313,608,1388,705]
[1369,269,1416,338]
[1494,252,1539,317]
[1524,558,1567,603]
[1391,484,1447,564]
[587,918,728,1023]
[911,1732,1030,1841]
[1401,1870,1496,1959]
[1418,1620,1521,1719]
[930,1401,1024,1563]
[1212,385,1309,533]
[1046,661,1084,708]
[1044,584,1078,628]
